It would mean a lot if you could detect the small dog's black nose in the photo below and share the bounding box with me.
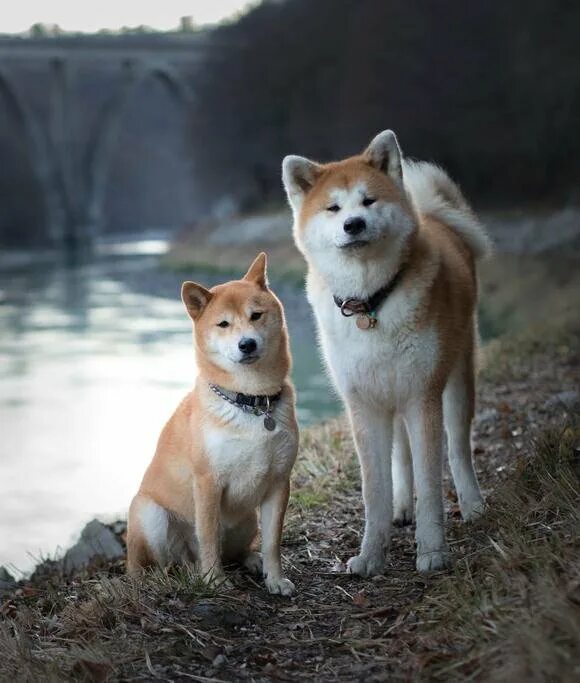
[344,217,366,235]
[238,337,257,354]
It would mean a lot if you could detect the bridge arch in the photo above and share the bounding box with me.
[0,67,61,244]
[87,64,195,235]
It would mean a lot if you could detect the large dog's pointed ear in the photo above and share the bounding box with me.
[243,252,268,289]
[282,155,322,210]
[181,281,212,321]
[364,130,403,185]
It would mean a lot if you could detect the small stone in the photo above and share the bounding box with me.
[61,519,124,574]
[111,520,127,535]
[212,654,226,668]
[475,408,498,425]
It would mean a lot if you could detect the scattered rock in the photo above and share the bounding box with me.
[212,654,226,668]
[111,521,127,536]
[475,408,498,425]
[543,391,580,413]
[61,519,124,574]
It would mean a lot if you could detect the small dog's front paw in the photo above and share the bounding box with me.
[346,553,385,577]
[416,549,451,573]
[243,551,263,576]
[265,575,295,597]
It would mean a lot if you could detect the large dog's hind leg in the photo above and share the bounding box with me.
[392,416,414,526]
[443,346,484,520]
[346,402,394,577]
[406,396,450,572]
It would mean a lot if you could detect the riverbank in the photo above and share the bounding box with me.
[164,206,580,339]
[1,316,579,680]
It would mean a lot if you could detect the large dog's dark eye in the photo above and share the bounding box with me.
[362,197,376,207]
[217,320,229,328]
[327,204,340,213]
[250,311,263,321]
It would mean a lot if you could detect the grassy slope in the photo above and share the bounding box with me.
[1,318,578,681]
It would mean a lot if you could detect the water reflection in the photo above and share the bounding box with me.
[0,242,339,573]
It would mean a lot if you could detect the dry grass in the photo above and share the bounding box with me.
[415,422,580,681]
[1,322,578,681]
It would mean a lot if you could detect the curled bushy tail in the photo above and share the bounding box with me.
[403,160,492,260]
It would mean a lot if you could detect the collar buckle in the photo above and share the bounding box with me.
[333,266,405,326]
[340,298,359,317]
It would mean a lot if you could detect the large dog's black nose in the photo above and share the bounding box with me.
[344,217,366,235]
[238,337,257,354]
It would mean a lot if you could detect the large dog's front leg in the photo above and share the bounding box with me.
[405,397,450,572]
[260,479,295,596]
[346,403,394,577]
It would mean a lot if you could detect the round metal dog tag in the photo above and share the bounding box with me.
[356,315,371,330]
[264,415,276,431]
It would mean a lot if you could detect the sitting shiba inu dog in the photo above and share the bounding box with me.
[127,253,298,595]
[282,131,490,574]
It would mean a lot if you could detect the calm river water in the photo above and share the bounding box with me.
[0,239,339,573]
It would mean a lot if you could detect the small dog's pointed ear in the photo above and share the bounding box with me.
[181,281,212,321]
[364,130,403,185]
[244,252,268,289]
[282,155,322,210]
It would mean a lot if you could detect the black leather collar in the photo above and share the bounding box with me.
[333,267,405,318]
[234,390,282,408]
[209,384,282,409]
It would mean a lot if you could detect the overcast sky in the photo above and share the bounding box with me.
[1,1,253,33]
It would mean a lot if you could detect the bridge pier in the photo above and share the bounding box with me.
[1,36,199,251]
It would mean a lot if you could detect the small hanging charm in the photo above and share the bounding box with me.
[356,313,377,330]
[264,414,276,431]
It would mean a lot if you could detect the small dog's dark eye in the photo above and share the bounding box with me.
[250,311,263,321]
[217,320,229,328]
[362,197,376,207]
[327,204,340,213]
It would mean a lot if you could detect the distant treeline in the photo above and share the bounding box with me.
[190,0,580,213]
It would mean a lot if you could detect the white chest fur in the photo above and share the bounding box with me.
[201,393,297,520]
[307,277,439,409]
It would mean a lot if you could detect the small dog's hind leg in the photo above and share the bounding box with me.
[242,551,263,576]
[223,512,261,575]
[127,496,169,570]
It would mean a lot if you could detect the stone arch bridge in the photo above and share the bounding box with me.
[0,34,210,248]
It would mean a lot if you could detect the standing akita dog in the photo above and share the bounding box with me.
[127,253,298,595]
[282,131,490,574]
